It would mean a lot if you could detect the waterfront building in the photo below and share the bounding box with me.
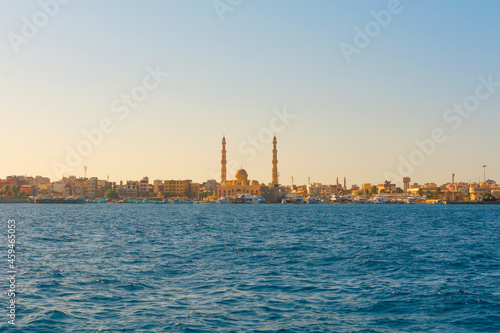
[361,183,372,194]
[87,177,98,198]
[70,178,88,197]
[378,180,396,193]
[202,179,218,193]
[153,180,164,193]
[139,177,149,194]
[469,183,491,201]
[307,183,339,198]
[119,180,139,197]
[163,179,196,198]
[217,136,284,200]
[217,168,262,198]
[403,177,411,192]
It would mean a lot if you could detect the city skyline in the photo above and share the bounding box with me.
[1,1,500,186]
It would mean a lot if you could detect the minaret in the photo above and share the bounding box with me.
[343,176,347,191]
[272,136,279,186]
[221,136,227,183]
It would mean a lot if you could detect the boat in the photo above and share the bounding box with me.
[74,197,86,204]
[28,196,35,203]
[98,198,108,204]
[43,195,53,204]
[353,197,370,204]
[34,196,44,204]
[371,195,391,204]
[239,194,265,204]
[52,197,65,204]
[217,197,229,204]
[281,195,304,204]
[65,197,75,204]
[305,197,324,204]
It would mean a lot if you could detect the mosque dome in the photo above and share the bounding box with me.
[235,168,248,181]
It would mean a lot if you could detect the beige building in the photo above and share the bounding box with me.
[361,183,372,194]
[87,177,98,198]
[378,180,396,193]
[119,180,139,197]
[139,177,149,194]
[216,136,279,199]
[469,183,490,201]
[70,178,88,197]
[307,183,338,198]
[217,169,261,198]
[163,180,197,197]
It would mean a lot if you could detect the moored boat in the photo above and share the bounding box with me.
[217,197,229,204]
[74,197,86,204]
[66,197,75,204]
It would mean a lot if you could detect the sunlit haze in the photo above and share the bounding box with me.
[1,0,499,186]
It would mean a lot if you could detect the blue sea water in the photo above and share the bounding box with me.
[0,204,499,332]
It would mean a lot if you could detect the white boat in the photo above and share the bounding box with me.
[216,197,229,204]
[329,194,341,203]
[244,194,265,204]
[353,196,370,204]
[371,195,391,204]
[231,194,265,204]
[282,195,304,204]
[305,197,324,204]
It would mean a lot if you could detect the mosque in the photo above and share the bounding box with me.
[216,136,280,199]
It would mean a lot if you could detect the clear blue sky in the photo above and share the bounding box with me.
[1,0,499,186]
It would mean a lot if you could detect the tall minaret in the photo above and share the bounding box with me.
[343,176,347,191]
[221,136,227,183]
[272,136,279,186]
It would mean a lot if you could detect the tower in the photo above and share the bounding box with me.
[272,136,279,186]
[403,177,411,192]
[221,136,227,183]
[343,176,347,191]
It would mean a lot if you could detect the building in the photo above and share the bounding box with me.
[87,177,98,198]
[260,185,286,203]
[119,180,139,198]
[70,178,88,197]
[139,177,149,194]
[403,177,411,192]
[307,183,339,198]
[361,183,372,194]
[469,183,490,201]
[217,169,262,198]
[163,180,195,197]
[378,180,396,193]
[202,179,218,193]
[153,180,164,193]
[217,136,280,199]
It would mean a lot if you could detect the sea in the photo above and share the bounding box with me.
[0,204,499,332]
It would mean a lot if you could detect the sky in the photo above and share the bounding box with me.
[1,0,499,187]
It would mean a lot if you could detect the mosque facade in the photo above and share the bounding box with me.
[216,136,280,198]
